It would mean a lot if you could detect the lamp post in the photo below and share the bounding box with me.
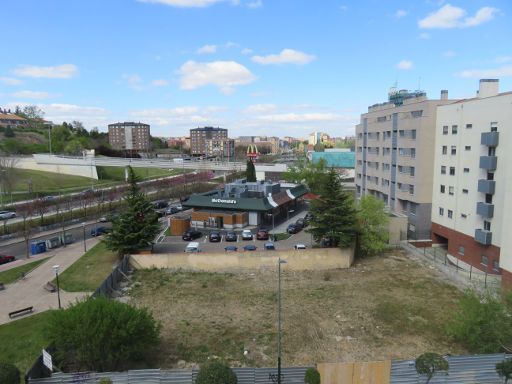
[277,258,287,384]
[52,265,61,309]
[0,169,5,208]
[82,223,87,252]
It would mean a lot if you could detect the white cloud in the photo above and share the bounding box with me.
[419,32,430,39]
[12,64,78,79]
[251,49,316,65]
[196,44,217,54]
[243,104,276,114]
[396,60,413,70]
[247,0,262,8]
[496,56,512,64]
[11,90,52,100]
[129,105,226,127]
[457,65,512,78]
[339,5,348,11]
[256,112,341,123]
[122,74,144,91]
[419,4,498,29]
[241,48,253,55]
[0,77,23,86]
[395,10,407,18]
[137,0,234,7]
[151,79,169,86]
[443,50,456,57]
[177,60,256,94]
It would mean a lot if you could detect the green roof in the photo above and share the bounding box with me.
[311,152,355,168]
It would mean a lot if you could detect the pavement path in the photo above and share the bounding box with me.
[0,237,100,325]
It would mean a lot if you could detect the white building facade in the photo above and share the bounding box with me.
[431,79,512,285]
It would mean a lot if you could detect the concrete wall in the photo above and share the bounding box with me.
[15,155,98,179]
[130,247,354,272]
[388,214,408,244]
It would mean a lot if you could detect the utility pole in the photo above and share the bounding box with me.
[277,258,287,384]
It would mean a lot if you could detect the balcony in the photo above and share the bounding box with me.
[480,156,497,170]
[481,131,499,147]
[475,229,492,245]
[478,179,496,194]
[476,202,494,218]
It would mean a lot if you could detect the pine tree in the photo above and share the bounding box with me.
[246,159,256,182]
[104,167,160,256]
[307,169,356,248]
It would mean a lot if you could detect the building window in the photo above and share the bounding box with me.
[439,207,444,216]
[409,185,414,195]
[490,122,498,132]
[464,168,470,173]
[440,185,445,193]
[466,123,472,129]
[411,110,423,118]
[449,186,454,195]
[493,260,500,272]
[465,146,471,151]
[449,167,455,176]
[452,125,458,134]
[451,146,456,155]
[442,146,447,155]
[447,210,453,219]
[411,148,416,158]
[443,125,448,135]
[462,189,468,194]
[484,221,491,231]
[481,255,488,267]
[458,246,465,255]
[441,166,446,174]
[410,203,417,215]
[409,224,416,232]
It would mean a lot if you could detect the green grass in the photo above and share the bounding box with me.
[96,166,183,182]
[10,169,103,194]
[0,311,53,377]
[0,258,50,284]
[272,232,291,241]
[55,242,118,292]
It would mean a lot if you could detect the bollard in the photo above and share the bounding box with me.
[469,265,472,280]
[444,254,447,265]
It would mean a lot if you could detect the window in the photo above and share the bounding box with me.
[442,125,448,135]
[411,130,416,139]
[484,221,491,231]
[411,148,416,158]
[399,130,405,137]
[439,207,444,216]
[452,125,458,134]
[449,167,455,176]
[447,210,453,218]
[463,168,470,173]
[409,224,416,232]
[465,146,471,151]
[442,146,447,155]
[481,255,488,266]
[410,204,417,215]
[493,260,500,272]
[451,146,457,155]
[441,166,446,174]
[449,186,454,195]
[466,123,473,129]
[440,185,446,193]
[490,122,498,132]
[458,246,465,255]
[377,116,386,122]
[411,110,423,118]
[410,167,415,176]
[462,189,469,194]
[409,185,414,195]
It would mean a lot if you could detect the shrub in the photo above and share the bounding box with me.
[497,358,512,384]
[0,362,20,384]
[99,379,113,384]
[196,361,237,384]
[304,367,321,384]
[415,353,449,383]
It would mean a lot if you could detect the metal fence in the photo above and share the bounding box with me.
[29,367,311,384]
[92,255,130,298]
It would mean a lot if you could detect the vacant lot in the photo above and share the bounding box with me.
[128,251,465,369]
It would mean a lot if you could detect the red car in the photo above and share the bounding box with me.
[256,229,269,240]
[0,255,15,265]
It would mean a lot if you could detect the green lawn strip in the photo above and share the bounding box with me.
[272,233,291,241]
[54,242,118,292]
[0,258,51,284]
[0,311,53,377]
[11,169,100,193]
[97,166,182,182]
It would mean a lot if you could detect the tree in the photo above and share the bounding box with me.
[0,155,19,201]
[246,160,256,182]
[22,105,44,120]
[33,198,49,226]
[196,362,237,384]
[283,158,329,194]
[497,359,512,383]
[307,169,356,248]
[304,367,321,384]
[3,127,14,137]
[0,362,20,384]
[415,353,449,383]
[104,166,160,256]
[16,202,35,258]
[45,296,160,372]
[356,195,389,257]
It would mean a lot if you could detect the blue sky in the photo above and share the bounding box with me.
[0,0,511,138]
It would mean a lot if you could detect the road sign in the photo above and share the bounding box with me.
[42,349,52,371]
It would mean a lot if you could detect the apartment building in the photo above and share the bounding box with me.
[431,79,512,283]
[355,88,453,239]
[190,126,228,156]
[108,122,151,151]
[0,109,27,128]
[206,138,235,159]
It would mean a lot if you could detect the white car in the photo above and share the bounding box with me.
[241,229,253,240]
[0,211,16,220]
[185,242,201,253]
[294,243,307,250]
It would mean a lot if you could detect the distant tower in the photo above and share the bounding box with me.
[246,144,259,161]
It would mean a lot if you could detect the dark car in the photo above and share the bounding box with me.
[256,229,269,240]
[225,231,237,242]
[243,244,257,251]
[209,232,221,242]
[287,223,299,234]
[90,226,111,237]
[166,206,179,215]
[295,219,305,229]
[153,201,169,209]
[224,245,238,252]
[304,213,314,223]
[182,230,203,241]
[0,255,15,265]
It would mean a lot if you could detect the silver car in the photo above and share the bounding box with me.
[0,211,16,220]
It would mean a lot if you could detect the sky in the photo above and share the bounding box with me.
[0,0,511,139]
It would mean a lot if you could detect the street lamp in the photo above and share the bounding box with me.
[52,265,61,309]
[277,258,287,384]
[82,223,87,252]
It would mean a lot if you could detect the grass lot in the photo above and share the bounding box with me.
[129,251,465,369]
[0,258,50,284]
[96,166,183,182]
[272,233,291,241]
[10,169,105,194]
[0,311,53,376]
[55,242,118,292]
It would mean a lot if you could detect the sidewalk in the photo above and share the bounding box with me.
[0,237,100,325]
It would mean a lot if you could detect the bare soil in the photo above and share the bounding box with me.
[128,250,465,369]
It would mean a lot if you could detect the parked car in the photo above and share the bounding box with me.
[0,211,16,220]
[295,219,305,229]
[304,213,314,223]
[209,232,221,242]
[42,195,56,201]
[173,204,183,211]
[153,201,168,209]
[0,255,15,265]
[241,229,253,240]
[287,224,300,234]
[185,242,201,253]
[224,245,238,252]
[264,242,276,250]
[97,216,109,223]
[225,231,237,242]
[294,243,307,250]
[321,237,334,247]
[90,226,112,237]
[256,229,269,240]
[182,230,203,241]
[243,244,257,251]
[165,206,179,215]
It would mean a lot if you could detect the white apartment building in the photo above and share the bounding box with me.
[431,79,512,284]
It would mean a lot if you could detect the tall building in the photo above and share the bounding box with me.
[355,88,453,239]
[431,79,512,283]
[206,138,235,159]
[108,122,151,151]
[190,126,228,156]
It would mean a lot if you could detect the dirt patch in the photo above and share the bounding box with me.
[128,250,465,368]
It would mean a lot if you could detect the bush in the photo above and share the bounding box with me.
[496,358,512,383]
[99,379,113,384]
[0,362,20,384]
[45,296,160,372]
[415,353,449,383]
[196,362,237,384]
[304,367,321,384]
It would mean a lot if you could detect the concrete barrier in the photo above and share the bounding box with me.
[130,247,354,272]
